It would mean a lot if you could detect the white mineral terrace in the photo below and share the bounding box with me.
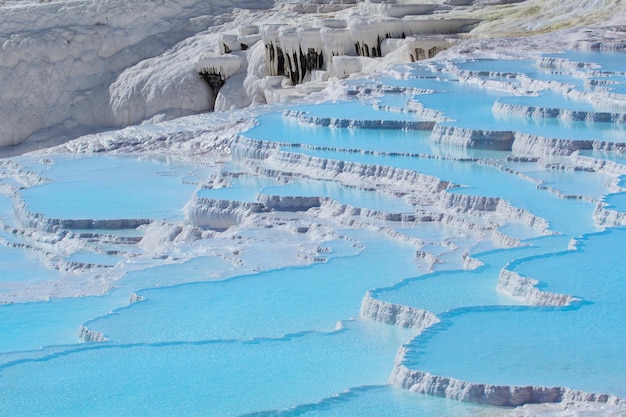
[2,1,626,416]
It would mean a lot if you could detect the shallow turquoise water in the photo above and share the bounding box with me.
[197,174,415,212]
[0,320,416,417]
[254,385,501,416]
[83,231,420,343]
[603,190,626,212]
[497,91,600,112]
[401,229,626,397]
[378,65,626,141]
[545,50,626,74]
[375,235,571,312]
[0,195,14,225]
[246,113,434,155]
[0,292,128,353]
[18,155,201,222]
[291,101,428,122]
[293,147,599,235]
[262,179,416,212]
[0,245,67,285]
[504,161,613,200]
[403,304,625,395]
[2,50,626,416]
[196,175,284,202]
[455,58,580,84]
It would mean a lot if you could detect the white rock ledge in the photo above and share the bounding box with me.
[78,325,108,343]
[283,109,436,130]
[232,135,451,193]
[493,100,626,124]
[511,132,594,156]
[593,203,626,227]
[390,365,626,407]
[14,200,151,232]
[360,292,440,330]
[185,197,264,230]
[497,268,578,306]
[186,195,324,230]
[257,194,323,212]
[439,192,499,212]
[430,125,515,150]
[430,124,626,155]
[231,135,553,236]
[129,292,145,303]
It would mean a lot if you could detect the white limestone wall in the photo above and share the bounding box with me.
[0,0,275,147]
[185,197,264,230]
[390,366,626,407]
[497,268,578,306]
[360,292,441,330]
[430,125,516,150]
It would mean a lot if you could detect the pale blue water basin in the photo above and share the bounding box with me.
[414,86,508,127]
[518,168,613,200]
[401,229,626,398]
[511,229,625,305]
[374,235,571,314]
[545,50,626,74]
[436,93,626,143]
[114,254,238,290]
[373,92,417,110]
[0,194,15,227]
[0,320,416,417]
[455,58,583,85]
[0,292,128,354]
[447,101,624,143]
[197,174,415,213]
[374,263,512,314]
[82,231,419,343]
[380,74,626,142]
[498,222,545,240]
[254,384,500,417]
[578,149,626,162]
[262,179,415,213]
[0,246,57,285]
[65,251,121,267]
[380,76,463,93]
[590,75,626,95]
[18,155,199,223]
[247,105,512,159]
[603,191,626,212]
[196,175,284,202]
[293,148,599,236]
[3,50,626,416]
[403,304,625,397]
[244,113,434,155]
[290,101,428,122]
[497,91,600,113]
[396,223,472,242]
[455,58,537,76]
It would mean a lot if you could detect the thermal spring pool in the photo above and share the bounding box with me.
[1,49,626,416]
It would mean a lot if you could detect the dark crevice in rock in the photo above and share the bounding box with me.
[198,71,226,97]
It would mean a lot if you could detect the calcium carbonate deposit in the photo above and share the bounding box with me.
[1,0,626,416]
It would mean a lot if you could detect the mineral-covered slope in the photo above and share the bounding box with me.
[2,0,624,149]
[0,0,275,147]
[2,1,626,416]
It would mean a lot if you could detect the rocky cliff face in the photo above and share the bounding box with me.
[0,0,275,148]
[0,0,479,148]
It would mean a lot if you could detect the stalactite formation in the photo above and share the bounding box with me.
[198,71,226,96]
